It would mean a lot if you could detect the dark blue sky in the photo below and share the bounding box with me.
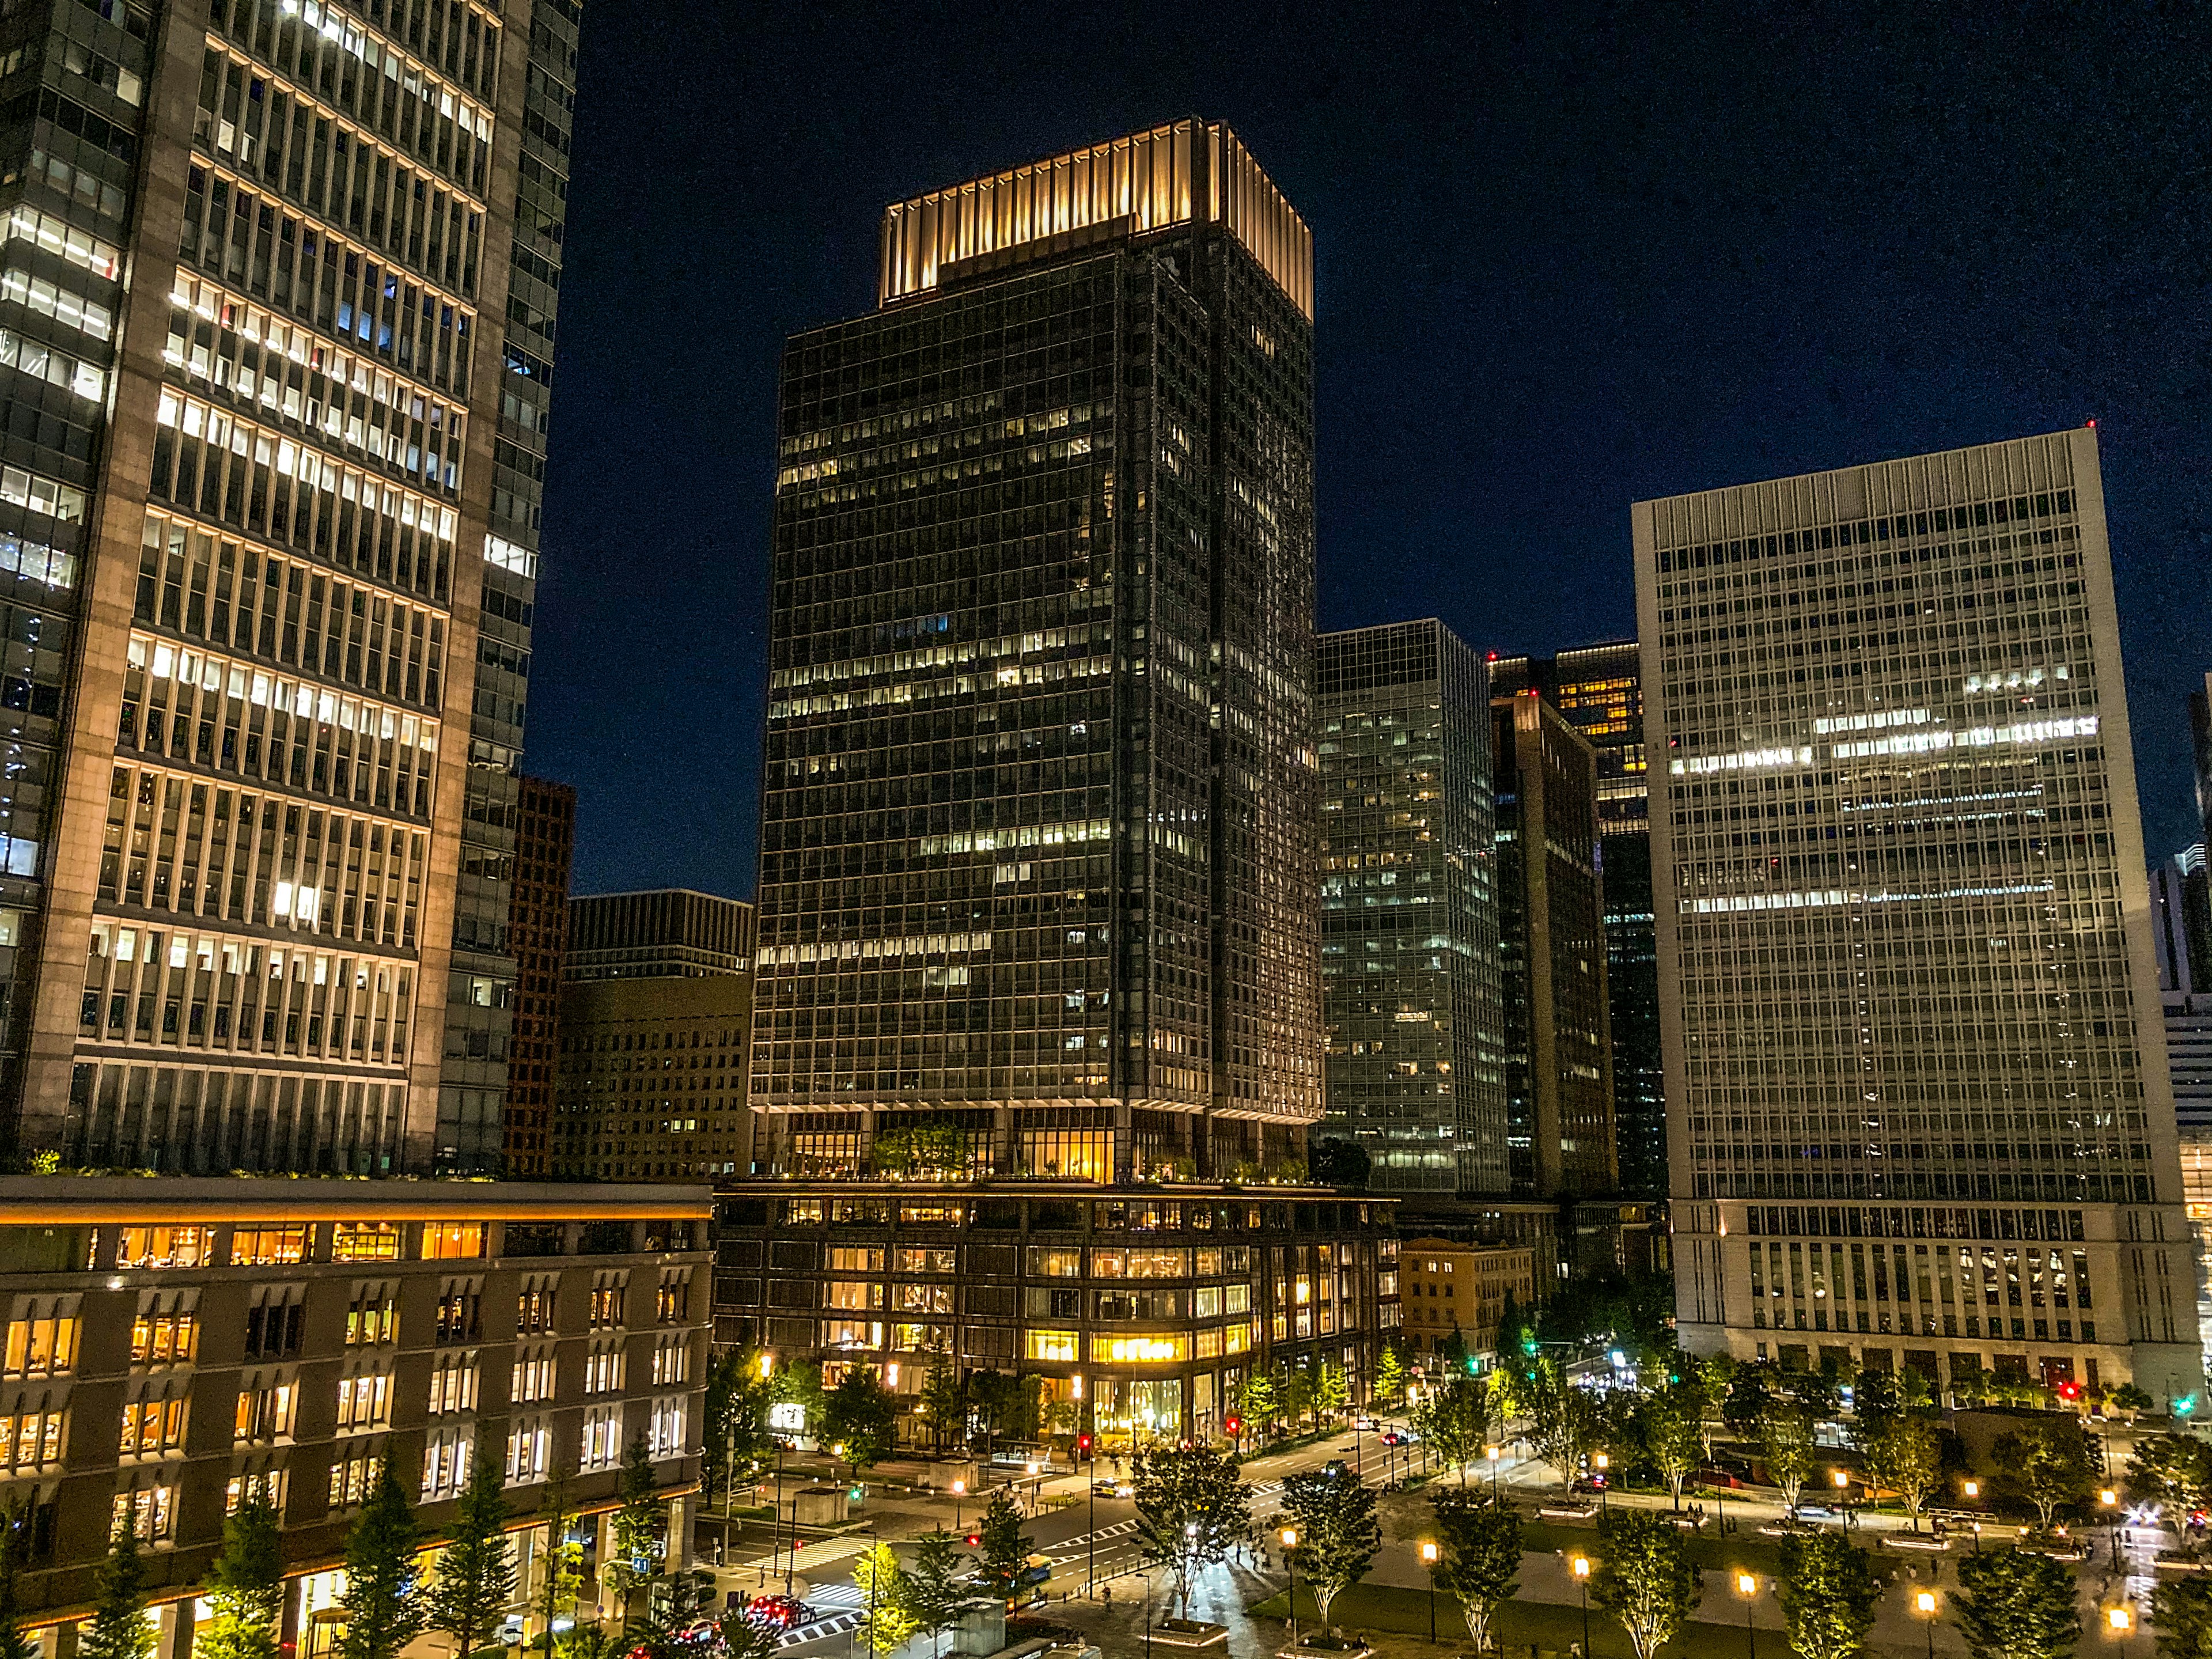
[527,1,2212,898]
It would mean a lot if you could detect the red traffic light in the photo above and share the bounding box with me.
[1225,1415,1243,1435]
[2058,1381,2082,1400]
[1078,1434,1093,1454]
[964,1533,980,1547]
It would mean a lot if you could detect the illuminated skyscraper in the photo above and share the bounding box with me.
[1642,430,2202,1400]
[1317,619,1505,1194]
[751,121,1321,1181]
[1,0,571,1172]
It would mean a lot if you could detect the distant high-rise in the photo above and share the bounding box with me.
[3,0,577,1173]
[1641,430,2202,1402]
[1317,620,1505,1194]
[502,777,575,1177]
[752,120,1321,1181]
[1491,643,1663,1196]
[2152,846,2211,997]
[1493,691,1616,1196]
[568,890,755,981]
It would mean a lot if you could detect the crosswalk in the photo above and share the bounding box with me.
[780,1584,863,1649]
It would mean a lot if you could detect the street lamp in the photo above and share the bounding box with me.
[1487,1444,1503,1495]
[1914,1588,1940,1659]
[1571,1554,1592,1659]
[1283,1527,1301,1652]
[2107,1603,2135,1659]
[1736,1571,1760,1659]
[952,1478,965,1533]
[1421,1541,1440,1643]
[2103,1488,2122,1567]
[1961,1479,1979,1502]
[1832,1468,1850,1523]
[1596,1452,1611,1514]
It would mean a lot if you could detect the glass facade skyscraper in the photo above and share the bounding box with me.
[1317,619,1505,1194]
[0,0,569,1173]
[1642,430,2203,1400]
[1491,643,1663,1196]
[751,121,1321,1183]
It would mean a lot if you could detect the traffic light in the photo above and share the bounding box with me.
[1078,1434,1094,1457]
[2057,1380,2082,1402]
[965,1532,980,1547]
[1225,1414,1243,1437]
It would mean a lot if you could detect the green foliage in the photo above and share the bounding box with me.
[870,1123,968,1176]
[1317,1358,1351,1418]
[1421,1376,1491,1482]
[1776,1532,1880,1659]
[702,1349,772,1503]
[1281,1461,1380,1633]
[1640,1378,1707,1505]
[1759,1402,1819,1513]
[426,1442,514,1659]
[974,1490,1032,1597]
[770,1359,828,1428]
[2110,1383,2156,1416]
[1237,1369,1279,1433]
[605,1435,665,1616]
[1993,1416,2092,1529]
[2132,1433,2212,1512]
[200,1497,285,1659]
[1592,1510,1700,1659]
[1865,1416,1945,1526]
[1374,1342,1408,1407]
[965,1370,1043,1446]
[338,1468,426,1659]
[851,1542,918,1658]
[918,1351,965,1453]
[824,1366,901,1473]
[1954,1547,2081,1659]
[81,1530,157,1659]
[1849,1370,1905,1448]
[1504,1359,1592,1487]
[1535,1268,1677,1372]
[1430,1489,1521,1653]
[1283,1363,1317,1431]
[531,1465,584,1649]
[2154,1573,2212,1659]
[1131,1442,1252,1620]
[0,1512,32,1659]
[903,1531,968,1658]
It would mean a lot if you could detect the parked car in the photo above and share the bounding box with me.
[744,1594,817,1631]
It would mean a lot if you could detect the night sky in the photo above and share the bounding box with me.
[527,1,2212,898]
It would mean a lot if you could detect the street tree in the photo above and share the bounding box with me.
[975,1490,1032,1600]
[1721,1361,1781,1436]
[2132,1435,2212,1513]
[1592,1510,1700,1659]
[1281,1461,1381,1635]
[824,1366,901,1475]
[1317,1359,1352,1424]
[851,1543,919,1658]
[1641,1380,1706,1509]
[1283,1365,1317,1434]
[2153,1574,2212,1659]
[200,1495,283,1659]
[605,1435,664,1622]
[81,1531,157,1659]
[338,1468,426,1659]
[1865,1416,1945,1530]
[1429,1380,1492,1484]
[1760,1402,1819,1515]
[918,1351,965,1455]
[1374,1343,1408,1408]
[531,1466,583,1653]
[1131,1442,1252,1620]
[1430,1490,1521,1654]
[903,1531,968,1659]
[1849,1371,1904,1450]
[1514,1361,1593,1489]
[426,1441,515,1659]
[702,1350,770,1509]
[1238,1370,1280,1438]
[0,1513,32,1659]
[1955,1548,2081,1659]
[1994,1418,2092,1531]
[1776,1532,1880,1659]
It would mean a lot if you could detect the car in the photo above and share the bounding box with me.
[1354,1415,1381,1432]
[1380,1430,1417,1447]
[744,1594,817,1631]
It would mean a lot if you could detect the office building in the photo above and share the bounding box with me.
[433,0,579,1176]
[502,776,575,1177]
[552,889,753,1181]
[752,120,1321,1181]
[1493,691,1616,1196]
[0,0,577,1176]
[1492,644,1665,1198]
[0,1176,709,1641]
[2152,846,2210,997]
[1316,620,1505,1195]
[568,889,755,982]
[1398,1237,1536,1368]
[712,1180,1397,1446]
[1642,430,2202,1400]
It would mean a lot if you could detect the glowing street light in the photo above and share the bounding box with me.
[952,1476,965,1531]
[1914,1588,1940,1659]
[1572,1555,1593,1658]
[1283,1528,1301,1650]
[1421,1541,1440,1642]
[1736,1571,1760,1659]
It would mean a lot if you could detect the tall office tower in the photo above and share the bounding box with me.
[1491,643,1664,1196]
[1492,692,1616,1196]
[1642,430,2203,1400]
[435,0,578,1172]
[1316,620,1505,1194]
[1,0,564,1173]
[752,120,1321,1182]
[552,887,752,1181]
[501,774,573,1176]
[569,889,755,981]
[2152,846,2211,996]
